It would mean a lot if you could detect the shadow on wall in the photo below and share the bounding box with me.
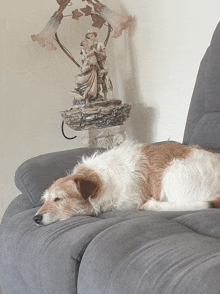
[128,104,158,143]
[116,5,158,144]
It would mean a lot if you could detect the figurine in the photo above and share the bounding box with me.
[31,0,132,132]
[74,38,99,103]
[74,31,113,104]
[86,30,110,101]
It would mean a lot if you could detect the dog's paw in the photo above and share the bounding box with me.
[140,198,160,211]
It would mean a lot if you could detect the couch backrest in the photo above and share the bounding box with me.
[183,22,220,150]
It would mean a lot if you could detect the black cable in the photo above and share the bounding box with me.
[61,121,77,140]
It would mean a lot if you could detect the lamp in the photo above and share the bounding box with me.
[31,0,133,140]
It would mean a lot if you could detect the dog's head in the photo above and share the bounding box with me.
[33,167,102,226]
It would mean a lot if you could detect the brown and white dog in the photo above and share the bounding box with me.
[33,141,220,226]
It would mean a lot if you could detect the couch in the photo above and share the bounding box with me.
[1,22,220,294]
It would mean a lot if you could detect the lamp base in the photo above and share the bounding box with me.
[61,99,131,131]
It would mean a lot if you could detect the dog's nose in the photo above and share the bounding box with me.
[33,215,43,225]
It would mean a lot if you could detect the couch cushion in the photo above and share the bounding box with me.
[78,210,220,294]
[183,21,220,149]
[14,148,104,207]
[2,207,220,294]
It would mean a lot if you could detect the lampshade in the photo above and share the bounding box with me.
[31,12,63,51]
[99,6,132,38]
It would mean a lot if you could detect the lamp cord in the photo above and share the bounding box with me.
[61,121,77,140]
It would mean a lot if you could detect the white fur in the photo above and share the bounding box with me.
[35,141,220,225]
[143,148,220,211]
[74,140,146,213]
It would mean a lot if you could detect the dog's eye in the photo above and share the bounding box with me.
[54,197,62,202]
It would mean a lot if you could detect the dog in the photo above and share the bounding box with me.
[33,141,220,226]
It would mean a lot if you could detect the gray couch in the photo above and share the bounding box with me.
[1,22,220,294]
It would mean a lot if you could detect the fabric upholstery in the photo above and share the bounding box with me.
[78,210,220,294]
[183,22,220,149]
[2,202,220,294]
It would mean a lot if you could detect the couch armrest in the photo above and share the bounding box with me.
[0,194,34,227]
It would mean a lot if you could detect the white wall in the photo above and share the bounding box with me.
[1,0,220,219]
[113,0,220,143]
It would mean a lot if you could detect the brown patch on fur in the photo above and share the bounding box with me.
[73,167,102,200]
[50,175,81,199]
[209,196,220,208]
[140,142,193,206]
[37,171,99,217]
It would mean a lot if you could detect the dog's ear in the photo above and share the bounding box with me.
[73,168,102,200]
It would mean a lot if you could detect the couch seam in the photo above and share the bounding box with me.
[170,217,220,240]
